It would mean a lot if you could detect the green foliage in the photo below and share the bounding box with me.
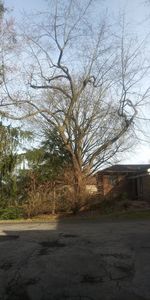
[0,122,33,206]
[0,124,72,219]
[0,1,5,19]
[16,129,73,218]
[41,129,71,179]
[0,206,23,220]
[25,128,71,183]
[0,123,32,176]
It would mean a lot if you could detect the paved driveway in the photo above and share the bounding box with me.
[0,219,150,300]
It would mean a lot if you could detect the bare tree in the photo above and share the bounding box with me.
[0,0,19,120]
[2,0,150,210]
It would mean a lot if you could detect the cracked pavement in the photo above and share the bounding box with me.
[0,219,149,300]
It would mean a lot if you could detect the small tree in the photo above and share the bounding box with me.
[0,121,32,206]
[24,128,71,214]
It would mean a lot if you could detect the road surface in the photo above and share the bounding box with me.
[0,219,149,300]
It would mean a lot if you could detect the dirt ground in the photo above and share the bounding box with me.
[0,219,150,300]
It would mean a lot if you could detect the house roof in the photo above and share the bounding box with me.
[98,164,150,175]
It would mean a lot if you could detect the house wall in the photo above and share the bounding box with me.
[103,175,150,201]
[97,169,150,201]
[142,176,150,201]
[103,175,128,198]
[97,173,132,199]
[128,176,150,201]
[96,174,103,196]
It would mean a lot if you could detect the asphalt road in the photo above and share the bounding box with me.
[0,219,150,300]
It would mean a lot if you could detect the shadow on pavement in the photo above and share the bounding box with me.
[0,220,149,300]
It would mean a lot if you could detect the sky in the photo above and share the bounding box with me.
[5,0,149,25]
[3,0,150,164]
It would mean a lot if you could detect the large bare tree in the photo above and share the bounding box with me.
[0,0,18,119]
[2,0,150,209]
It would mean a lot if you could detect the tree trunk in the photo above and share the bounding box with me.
[72,163,86,214]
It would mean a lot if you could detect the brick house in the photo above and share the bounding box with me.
[97,164,150,201]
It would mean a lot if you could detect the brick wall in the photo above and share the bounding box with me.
[97,172,150,201]
[97,173,132,199]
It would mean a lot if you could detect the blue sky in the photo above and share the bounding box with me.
[4,0,149,41]
[3,0,150,164]
[5,0,44,15]
[4,0,148,23]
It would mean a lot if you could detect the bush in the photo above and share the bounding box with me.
[98,196,131,214]
[0,207,23,220]
[23,192,51,218]
[23,188,73,218]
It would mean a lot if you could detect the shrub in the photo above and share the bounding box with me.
[23,191,53,218]
[0,207,23,220]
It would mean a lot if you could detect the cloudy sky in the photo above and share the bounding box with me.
[4,0,150,164]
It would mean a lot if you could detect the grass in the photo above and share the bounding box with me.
[0,209,150,223]
[109,209,150,220]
